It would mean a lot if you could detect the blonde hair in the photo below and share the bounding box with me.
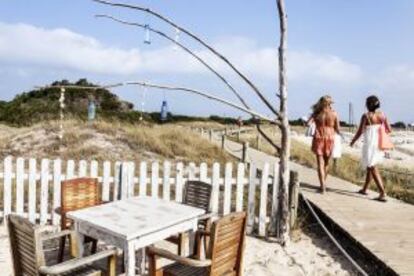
[312,95,333,117]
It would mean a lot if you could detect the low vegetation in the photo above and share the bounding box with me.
[0,119,233,165]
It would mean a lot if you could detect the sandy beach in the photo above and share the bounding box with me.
[0,225,356,276]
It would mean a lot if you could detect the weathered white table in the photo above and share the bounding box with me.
[67,196,205,276]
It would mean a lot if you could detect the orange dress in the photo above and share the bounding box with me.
[311,113,336,157]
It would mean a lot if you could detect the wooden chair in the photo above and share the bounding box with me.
[167,180,213,255]
[57,177,102,262]
[7,214,117,276]
[148,212,247,276]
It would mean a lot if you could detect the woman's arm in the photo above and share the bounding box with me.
[334,113,341,135]
[306,116,314,126]
[350,115,366,146]
[384,115,392,134]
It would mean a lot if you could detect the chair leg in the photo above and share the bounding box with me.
[91,238,98,254]
[107,253,117,276]
[57,236,66,263]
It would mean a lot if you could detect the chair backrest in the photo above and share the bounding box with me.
[208,212,247,276]
[182,180,212,212]
[61,177,101,229]
[7,214,45,276]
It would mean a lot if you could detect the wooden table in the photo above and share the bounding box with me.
[67,196,205,276]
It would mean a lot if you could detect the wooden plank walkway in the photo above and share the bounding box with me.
[212,133,414,276]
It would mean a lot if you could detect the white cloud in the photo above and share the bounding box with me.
[0,22,362,86]
[288,51,362,84]
[0,22,142,74]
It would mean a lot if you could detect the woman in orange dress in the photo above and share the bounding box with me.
[308,96,341,193]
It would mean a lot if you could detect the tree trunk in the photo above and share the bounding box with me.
[276,0,290,245]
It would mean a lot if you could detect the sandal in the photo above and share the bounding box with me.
[357,189,368,195]
[374,196,387,202]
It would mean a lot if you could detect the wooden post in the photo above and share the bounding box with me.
[242,142,249,163]
[221,135,226,150]
[209,129,213,141]
[237,129,241,142]
[289,171,299,229]
[256,134,261,150]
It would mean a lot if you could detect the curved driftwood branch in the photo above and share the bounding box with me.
[35,83,275,122]
[92,0,280,118]
[122,81,275,122]
[95,14,251,110]
[256,124,281,154]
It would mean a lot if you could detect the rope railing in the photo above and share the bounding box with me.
[302,195,369,276]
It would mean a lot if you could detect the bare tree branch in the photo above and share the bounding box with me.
[35,82,276,122]
[122,81,275,122]
[95,14,251,111]
[92,0,281,118]
[256,124,281,154]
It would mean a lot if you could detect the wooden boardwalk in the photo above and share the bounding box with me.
[213,133,414,276]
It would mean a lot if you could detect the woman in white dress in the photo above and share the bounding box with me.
[350,95,391,202]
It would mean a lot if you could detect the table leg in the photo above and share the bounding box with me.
[74,222,85,257]
[136,248,146,275]
[124,241,136,276]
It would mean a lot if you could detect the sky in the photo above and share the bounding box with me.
[1,0,414,123]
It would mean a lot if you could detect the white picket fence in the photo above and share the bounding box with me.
[0,156,279,237]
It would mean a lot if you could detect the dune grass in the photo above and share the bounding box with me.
[0,119,233,165]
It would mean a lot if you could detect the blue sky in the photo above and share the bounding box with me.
[1,0,414,122]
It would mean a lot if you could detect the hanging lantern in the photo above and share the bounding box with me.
[59,87,65,140]
[144,24,151,44]
[160,100,168,122]
[88,100,96,121]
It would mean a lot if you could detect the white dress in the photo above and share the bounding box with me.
[362,125,384,167]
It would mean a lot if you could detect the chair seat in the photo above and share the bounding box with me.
[163,262,208,276]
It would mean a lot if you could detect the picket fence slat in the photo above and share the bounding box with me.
[90,160,98,178]
[270,163,280,234]
[139,162,147,197]
[67,160,75,180]
[121,162,129,200]
[79,160,87,177]
[113,161,121,201]
[247,163,257,234]
[199,163,208,182]
[52,159,62,225]
[128,162,135,198]
[40,159,49,225]
[175,163,184,203]
[3,157,12,217]
[102,161,111,201]
[188,162,196,180]
[16,157,25,216]
[28,159,37,223]
[236,163,245,212]
[151,162,159,198]
[211,163,220,214]
[0,157,281,237]
[259,163,269,237]
[223,163,232,215]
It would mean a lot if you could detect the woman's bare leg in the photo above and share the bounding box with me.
[316,155,326,193]
[360,167,372,193]
[323,155,330,182]
[371,166,386,198]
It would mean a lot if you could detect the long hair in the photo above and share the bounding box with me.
[366,95,380,112]
[312,95,333,118]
